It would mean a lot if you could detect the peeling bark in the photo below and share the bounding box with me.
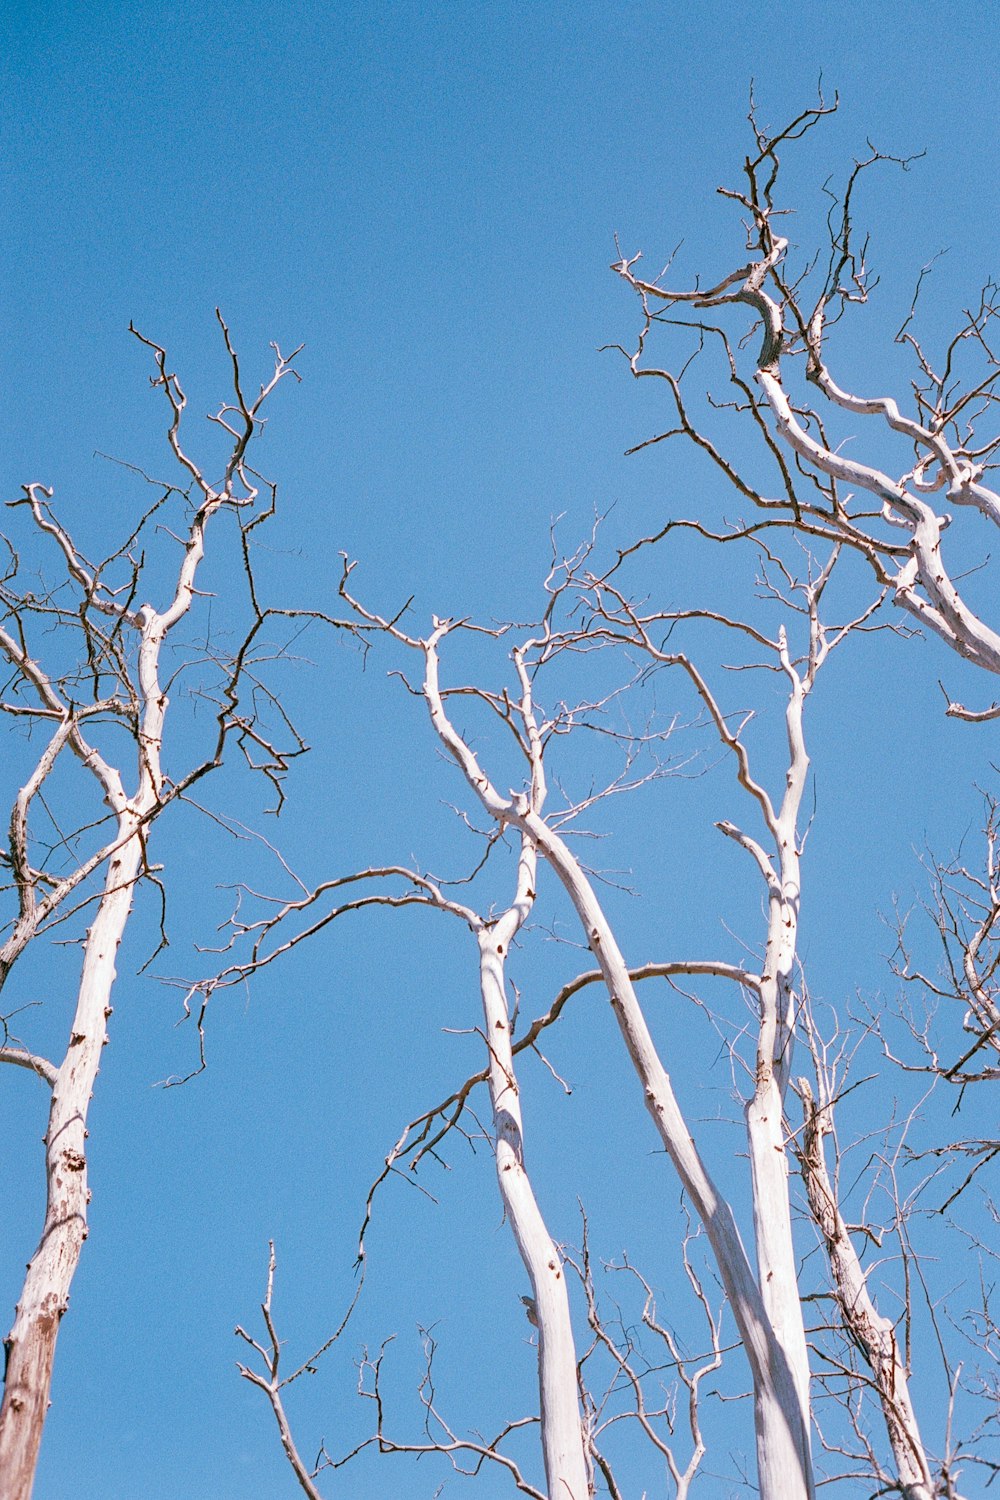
[0,325,300,1498]
[0,829,140,1500]
[799,1081,934,1500]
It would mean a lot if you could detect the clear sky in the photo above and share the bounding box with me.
[2,2,1000,1496]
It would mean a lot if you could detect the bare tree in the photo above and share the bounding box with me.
[611,93,1000,702]
[603,93,1000,1496]
[228,99,1000,1500]
[224,530,933,1498]
[6,95,1000,1500]
[0,317,302,1500]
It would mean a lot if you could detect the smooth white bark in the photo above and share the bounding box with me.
[744,634,813,1446]
[609,143,984,1495]
[416,623,815,1500]
[479,913,589,1500]
[517,807,814,1500]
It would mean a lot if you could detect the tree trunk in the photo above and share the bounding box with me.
[518,805,814,1500]
[0,829,139,1500]
[478,882,588,1499]
[747,850,812,1485]
[799,1081,934,1500]
[748,1078,813,1498]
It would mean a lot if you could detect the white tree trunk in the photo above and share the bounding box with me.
[0,329,298,1500]
[799,1081,934,1500]
[415,628,814,1500]
[0,824,140,1500]
[516,805,814,1500]
[747,1078,812,1495]
[478,922,589,1500]
[744,660,813,1474]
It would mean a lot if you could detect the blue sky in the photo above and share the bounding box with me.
[3,3,1000,1496]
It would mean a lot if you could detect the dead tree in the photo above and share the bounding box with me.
[9,96,999,1500]
[612,93,1000,707]
[216,100,1000,1499]
[220,528,920,1499]
[603,94,1000,1494]
[0,317,302,1500]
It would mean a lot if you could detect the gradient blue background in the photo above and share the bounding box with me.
[2,2,999,1496]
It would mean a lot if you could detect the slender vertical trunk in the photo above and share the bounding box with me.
[0,826,139,1500]
[477,841,588,1499]
[747,874,812,1486]
[518,805,814,1500]
[419,631,813,1498]
[741,648,814,1489]
[747,1075,813,1497]
[799,1082,934,1500]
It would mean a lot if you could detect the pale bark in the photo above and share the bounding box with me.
[458,650,588,1499]
[414,624,815,1500]
[229,657,590,1497]
[0,572,179,1497]
[479,908,588,1500]
[517,807,813,1500]
[799,1080,934,1500]
[609,109,975,1493]
[0,499,204,1494]
[613,129,1000,686]
[0,324,299,1498]
[743,631,813,1453]
[575,566,868,1489]
[469,650,588,1500]
[755,365,1000,675]
[0,826,140,1500]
